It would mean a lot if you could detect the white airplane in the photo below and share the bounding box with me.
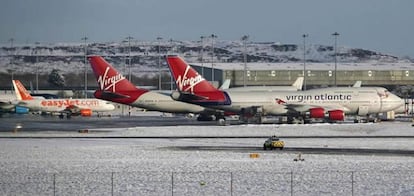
[166,55,404,123]
[12,80,115,117]
[220,77,304,92]
[88,55,220,120]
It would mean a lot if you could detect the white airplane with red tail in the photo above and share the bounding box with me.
[88,56,219,119]
[166,55,404,123]
[12,80,115,117]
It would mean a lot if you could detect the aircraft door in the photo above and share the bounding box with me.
[375,88,385,113]
[357,105,369,116]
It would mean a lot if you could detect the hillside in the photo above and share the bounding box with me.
[0,40,411,89]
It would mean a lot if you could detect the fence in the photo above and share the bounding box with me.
[0,170,413,196]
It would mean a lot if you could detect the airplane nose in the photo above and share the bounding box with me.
[383,94,405,111]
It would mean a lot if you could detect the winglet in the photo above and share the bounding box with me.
[12,80,34,101]
[219,79,231,90]
[353,81,362,87]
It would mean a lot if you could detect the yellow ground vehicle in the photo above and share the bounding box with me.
[263,136,284,150]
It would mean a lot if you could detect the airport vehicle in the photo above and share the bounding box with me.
[12,80,115,117]
[263,136,284,150]
[166,55,404,124]
[88,56,220,119]
[220,77,303,91]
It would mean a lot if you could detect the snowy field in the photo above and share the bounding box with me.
[0,120,414,195]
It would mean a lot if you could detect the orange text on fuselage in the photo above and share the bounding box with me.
[40,99,100,108]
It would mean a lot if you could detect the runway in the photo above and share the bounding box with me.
[1,118,414,195]
[1,113,414,158]
[0,113,218,132]
[171,145,414,157]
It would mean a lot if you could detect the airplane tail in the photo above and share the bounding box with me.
[12,80,34,101]
[166,55,231,105]
[166,55,219,93]
[88,56,148,103]
[292,77,304,91]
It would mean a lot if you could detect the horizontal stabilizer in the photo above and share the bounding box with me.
[171,91,208,101]
[98,91,131,99]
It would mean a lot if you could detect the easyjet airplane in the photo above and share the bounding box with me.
[88,56,220,120]
[166,55,404,123]
[12,80,115,117]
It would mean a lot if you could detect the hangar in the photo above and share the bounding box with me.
[190,62,414,89]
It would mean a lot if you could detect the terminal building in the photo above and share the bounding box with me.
[190,62,414,89]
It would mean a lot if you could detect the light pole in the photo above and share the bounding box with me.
[157,37,163,90]
[169,38,174,54]
[81,36,88,98]
[200,36,205,76]
[302,34,308,90]
[35,42,40,93]
[332,32,339,87]
[169,38,174,90]
[241,35,249,87]
[210,34,217,82]
[125,36,133,81]
[9,38,14,83]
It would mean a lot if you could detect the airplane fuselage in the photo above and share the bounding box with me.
[19,98,115,112]
[205,87,403,116]
[132,91,209,114]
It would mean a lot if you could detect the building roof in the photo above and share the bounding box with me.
[191,62,414,71]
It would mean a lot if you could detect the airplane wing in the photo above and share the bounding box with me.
[353,81,362,87]
[219,79,231,90]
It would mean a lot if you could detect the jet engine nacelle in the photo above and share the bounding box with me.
[309,108,325,119]
[328,110,345,121]
[15,106,29,114]
[309,108,345,121]
[80,109,92,117]
[171,91,182,101]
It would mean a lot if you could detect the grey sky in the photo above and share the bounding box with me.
[1,0,413,57]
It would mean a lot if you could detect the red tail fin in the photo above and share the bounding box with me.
[88,56,138,92]
[12,80,34,100]
[166,55,230,105]
[166,55,219,93]
[88,56,147,104]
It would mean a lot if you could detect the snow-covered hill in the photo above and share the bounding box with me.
[0,40,411,77]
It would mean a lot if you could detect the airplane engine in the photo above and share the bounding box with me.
[197,114,216,121]
[15,106,29,114]
[309,108,325,119]
[328,110,345,121]
[171,91,182,101]
[80,109,92,117]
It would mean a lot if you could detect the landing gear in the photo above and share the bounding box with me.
[197,114,216,121]
[353,115,379,123]
[286,116,305,124]
[240,106,265,124]
[218,118,226,126]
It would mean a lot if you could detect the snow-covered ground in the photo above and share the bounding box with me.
[0,121,414,195]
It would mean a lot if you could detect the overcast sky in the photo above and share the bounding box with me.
[1,0,413,57]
